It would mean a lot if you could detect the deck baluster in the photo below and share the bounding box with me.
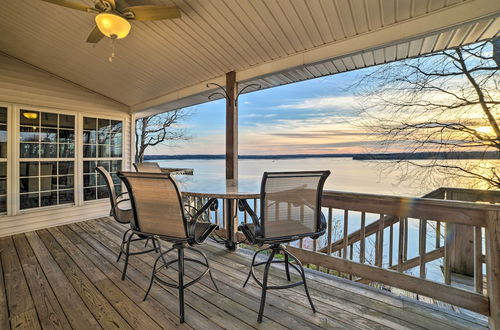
[474,226,483,293]
[419,219,427,278]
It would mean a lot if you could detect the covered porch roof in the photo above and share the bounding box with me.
[0,0,499,117]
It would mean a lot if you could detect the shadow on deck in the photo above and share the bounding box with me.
[0,217,488,329]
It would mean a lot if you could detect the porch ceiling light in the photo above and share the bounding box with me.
[23,112,38,120]
[95,13,131,39]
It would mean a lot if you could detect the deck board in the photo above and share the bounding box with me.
[0,218,489,330]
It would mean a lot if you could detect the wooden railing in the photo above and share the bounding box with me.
[185,188,500,328]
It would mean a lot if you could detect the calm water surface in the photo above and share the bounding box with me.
[158,157,442,196]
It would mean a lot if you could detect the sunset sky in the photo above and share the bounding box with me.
[146,68,383,156]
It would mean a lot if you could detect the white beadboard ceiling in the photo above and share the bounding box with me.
[0,0,499,115]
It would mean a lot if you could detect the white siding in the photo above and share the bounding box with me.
[0,55,132,237]
[0,54,128,114]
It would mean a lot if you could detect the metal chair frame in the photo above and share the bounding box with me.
[238,170,330,322]
[118,171,219,323]
[96,166,159,280]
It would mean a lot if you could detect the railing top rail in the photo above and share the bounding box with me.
[322,190,500,227]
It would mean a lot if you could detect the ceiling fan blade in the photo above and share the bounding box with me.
[41,0,92,12]
[122,5,181,21]
[86,26,105,43]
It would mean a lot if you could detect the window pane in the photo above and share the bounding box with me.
[83,174,96,187]
[20,193,39,209]
[0,196,6,213]
[40,143,57,158]
[110,160,122,172]
[83,130,96,144]
[20,162,38,177]
[59,115,75,129]
[20,143,39,158]
[40,176,57,191]
[98,145,110,158]
[40,128,57,143]
[41,112,58,128]
[58,175,74,189]
[59,144,74,158]
[59,162,74,175]
[40,162,57,176]
[20,178,39,193]
[83,145,96,158]
[84,117,97,130]
[83,161,96,174]
[20,126,39,142]
[84,187,96,201]
[59,190,74,204]
[58,129,74,143]
[97,186,109,199]
[0,179,5,195]
[20,110,39,126]
[40,191,58,207]
[0,162,6,177]
[0,108,7,124]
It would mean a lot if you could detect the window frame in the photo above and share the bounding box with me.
[6,104,128,215]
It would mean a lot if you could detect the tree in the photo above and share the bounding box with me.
[135,109,191,163]
[354,40,500,189]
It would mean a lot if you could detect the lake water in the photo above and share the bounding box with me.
[155,157,493,283]
[157,157,458,197]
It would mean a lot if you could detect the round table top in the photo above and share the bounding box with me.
[182,180,260,199]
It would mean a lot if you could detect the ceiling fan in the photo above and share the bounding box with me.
[41,0,181,43]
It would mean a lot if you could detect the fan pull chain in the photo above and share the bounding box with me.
[109,38,116,62]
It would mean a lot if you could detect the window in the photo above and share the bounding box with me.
[0,107,7,213]
[19,110,75,209]
[83,117,122,201]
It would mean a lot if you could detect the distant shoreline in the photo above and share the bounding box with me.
[145,151,499,161]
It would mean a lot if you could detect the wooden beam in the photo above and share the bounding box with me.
[225,71,238,181]
[486,210,500,328]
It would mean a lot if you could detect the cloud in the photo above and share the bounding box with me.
[276,96,359,110]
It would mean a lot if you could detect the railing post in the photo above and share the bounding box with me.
[486,210,500,329]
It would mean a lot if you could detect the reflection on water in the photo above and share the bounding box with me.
[156,157,494,284]
[157,157,494,196]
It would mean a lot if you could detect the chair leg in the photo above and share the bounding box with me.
[117,228,131,262]
[188,247,218,292]
[284,253,291,281]
[257,249,276,323]
[178,247,185,323]
[243,248,267,287]
[143,252,163,301]
[285,250,316,313]
[144,237,150,248]
[152,238,159,253]
[121,232,133,280]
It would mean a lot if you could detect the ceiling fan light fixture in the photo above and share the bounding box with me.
[95,13,131,39]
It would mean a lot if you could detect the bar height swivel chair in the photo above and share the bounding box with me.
[238,170,330,323]
[118,171,219,323]
[96,166,159,280]
[133,162,162,173]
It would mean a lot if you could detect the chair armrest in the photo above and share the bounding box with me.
[238,199,260,227]
[110,198,130,217]
[191,198,218,224]
[116,191,128,199]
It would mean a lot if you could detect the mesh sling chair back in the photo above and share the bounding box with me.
[118,171,219,323]
[133,162,162,173]
[96,166,159,280]
[238,170,330,322]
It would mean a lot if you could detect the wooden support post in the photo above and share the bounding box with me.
[486,211,500,329]
[225,71,238,181]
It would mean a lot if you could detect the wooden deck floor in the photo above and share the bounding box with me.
[0,217,488,330]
